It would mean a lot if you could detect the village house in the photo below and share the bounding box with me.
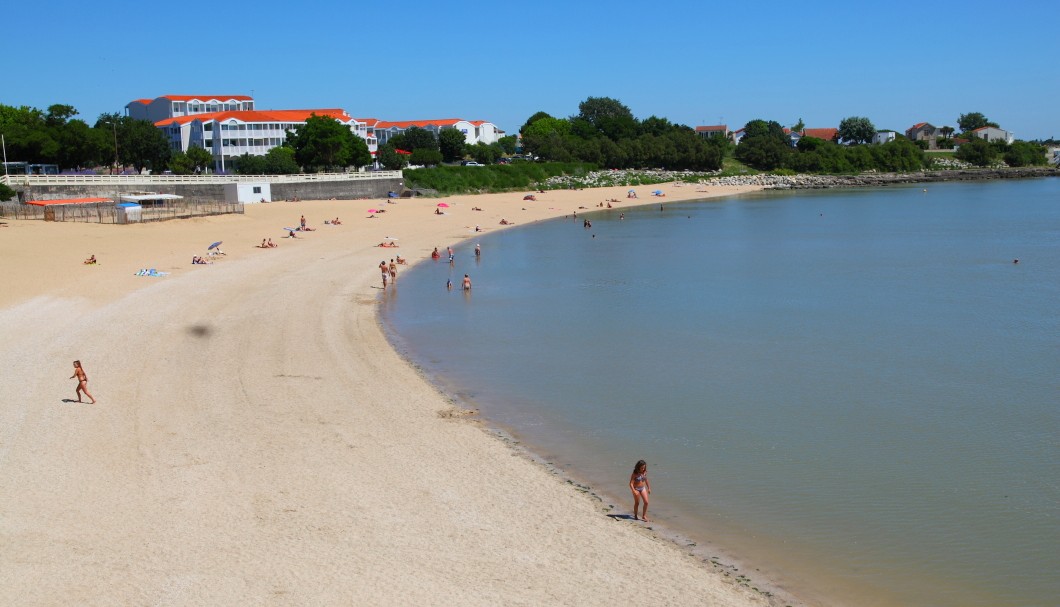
[873,130,898,145]
[968,126,1015,144]
[695,125,729,140]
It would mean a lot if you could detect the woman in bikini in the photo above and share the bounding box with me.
[629,460,650,521]
[70,360,96,404]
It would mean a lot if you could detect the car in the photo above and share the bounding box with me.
[461,161,484,166]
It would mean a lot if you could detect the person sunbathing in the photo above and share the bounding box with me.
[396,255,407,265]
[259,239,268,248]
[83,255,97,265]
[377,241,399,248]
[499,218,511,225]
[267,239,278,248]
[333,217,342,225]
[192,256,212,265]
[472,207,484,211]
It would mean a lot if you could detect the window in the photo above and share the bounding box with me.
[253,186,262,194]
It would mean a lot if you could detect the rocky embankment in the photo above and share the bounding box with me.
[704,167,1060,189]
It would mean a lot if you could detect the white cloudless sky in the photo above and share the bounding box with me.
[4,0,1058,138]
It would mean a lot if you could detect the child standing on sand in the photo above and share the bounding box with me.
[70,360,96,404]
[630,460,650,521]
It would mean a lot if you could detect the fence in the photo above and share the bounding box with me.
[0,200,244,223]
[0,171,402,187]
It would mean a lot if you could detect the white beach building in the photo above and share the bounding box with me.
[362,119,505,147]
[152,108,376,172]
[126,95,256,123]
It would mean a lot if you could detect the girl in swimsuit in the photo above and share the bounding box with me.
[629,459,650,521]
[70,360,96,404]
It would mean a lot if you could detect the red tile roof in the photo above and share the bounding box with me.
[155,109,351,127]
[801,128,838,141]
[27,197,113,206]
[129,98,154,106]
[375,119,464,129]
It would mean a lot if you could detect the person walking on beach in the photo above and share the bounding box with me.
[70,360,96,404]
[630,460,650,521]
[380,260,389,288]
[389,259,397,281]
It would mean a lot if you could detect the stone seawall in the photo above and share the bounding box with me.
[704,167,1060,190]
[17,177,403,205]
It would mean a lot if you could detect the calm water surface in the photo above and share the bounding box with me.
[382,179,1059,607]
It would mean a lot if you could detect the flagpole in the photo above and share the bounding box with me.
[2,133,8,177]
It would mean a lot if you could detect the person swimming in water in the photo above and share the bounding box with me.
[629,459,650,521]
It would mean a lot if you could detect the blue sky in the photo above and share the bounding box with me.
[4,0,1058,139]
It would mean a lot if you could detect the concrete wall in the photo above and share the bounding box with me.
[17,177,402,205]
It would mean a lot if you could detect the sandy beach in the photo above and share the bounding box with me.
[0,182,796,606]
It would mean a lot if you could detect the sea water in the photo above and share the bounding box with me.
[381,179,1059,607]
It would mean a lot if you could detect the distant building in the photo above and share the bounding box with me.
[695,125,729,139]
[362,119,505,147]
[800,128,838,142]
[969,126,1014,144]
[153,108,374,172]
[126,95,255,123]
[873,130,898,145]
[906,122,941,149]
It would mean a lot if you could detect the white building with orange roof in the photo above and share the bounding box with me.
[126,95,256,123]
[362,118,504,147]
[153,107,376,172]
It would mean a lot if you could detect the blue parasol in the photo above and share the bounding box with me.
[208,241,223,250]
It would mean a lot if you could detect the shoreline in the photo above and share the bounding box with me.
[701,166,1060,190]
[0,182,795,606]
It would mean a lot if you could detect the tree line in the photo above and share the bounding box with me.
[734,112,1051,172]
[517,97,725,171]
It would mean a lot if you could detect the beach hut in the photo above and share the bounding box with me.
[115,202,142,224]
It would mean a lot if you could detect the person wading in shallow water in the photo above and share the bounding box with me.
[70,360,96,404]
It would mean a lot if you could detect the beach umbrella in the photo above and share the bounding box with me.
[283,227,297,232]
[437,202,449,208]
[384,236,398,240]
[208,241,223,250]
[367,209,379,213]
[652,190,663,195]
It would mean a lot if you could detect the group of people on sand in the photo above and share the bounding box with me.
[191,256,212,265]
[259,239,278,248]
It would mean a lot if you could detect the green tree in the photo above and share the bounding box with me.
[837,116,876,144]
[389,126,438,153]
[410,148,443,166]
[521,117,572,159]
[957,112,998,133]
[955,137,998,166]
[497,135,517,154]
[186,145,214,172]
[284,114,370,171]
[234,153,266,174]
[742,119,787,140]
[520,111,554,136]
[1003,141,1047,167]
[0,183,16,201]
[792,118,805,133]
[169,151,196,174]
[438,128,466,162]
[736,136,790,170]
[576,96,634,130]
[263,147,300,174]
[377,143,408,170]
[469,142,500,164]
[109,116,171,172]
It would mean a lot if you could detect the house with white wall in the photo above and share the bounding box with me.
[363,119,504,147]
[873,130,898,145]
[126,95,255,123]
[969,126,1014,144]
